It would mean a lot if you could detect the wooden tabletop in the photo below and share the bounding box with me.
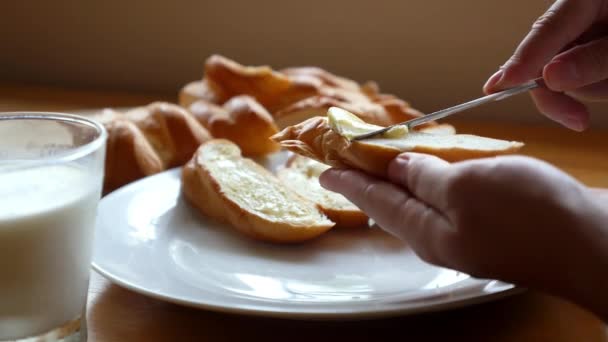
[3,84,607,341]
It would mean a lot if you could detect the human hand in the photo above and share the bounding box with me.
[483,0,608,131]
[320,153,608,319]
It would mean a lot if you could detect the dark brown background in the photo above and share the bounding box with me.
[2,0,607,126]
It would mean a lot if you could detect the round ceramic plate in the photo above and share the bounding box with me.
[92,159,520,321]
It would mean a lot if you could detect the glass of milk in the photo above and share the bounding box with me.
[0,113,107,342]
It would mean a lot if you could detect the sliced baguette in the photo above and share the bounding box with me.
[271,108,524,177]
[277,155,368,229]
[182,140,335,243]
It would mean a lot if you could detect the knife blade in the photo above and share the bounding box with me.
[351,78,545,141]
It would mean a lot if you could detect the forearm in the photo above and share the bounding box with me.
[558,194,608,321]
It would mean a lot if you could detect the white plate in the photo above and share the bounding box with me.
[92,161,520,320]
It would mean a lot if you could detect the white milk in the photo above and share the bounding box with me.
[0,164,101,340]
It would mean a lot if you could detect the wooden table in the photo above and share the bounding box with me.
[3,84,607,341]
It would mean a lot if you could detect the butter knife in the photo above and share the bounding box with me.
[352,78,545,141]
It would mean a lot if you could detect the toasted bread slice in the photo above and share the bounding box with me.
[277,155,368,229]
[188,96,279,156]
[271,108,524,177]
[182,140,335,243]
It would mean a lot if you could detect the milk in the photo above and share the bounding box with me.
[0,164,101,340]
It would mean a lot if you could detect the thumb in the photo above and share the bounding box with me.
[387,153,452,212]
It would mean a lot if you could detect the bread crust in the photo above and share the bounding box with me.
[102,118,164,193]
[125,102,212,168]
[178,79,226,108]
[272,117,524,177]
[205,55,318,112]
[182,140,334,244]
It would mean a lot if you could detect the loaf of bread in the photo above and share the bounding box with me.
[277,155,368,229]
[92,102,212,192]
[178,79,225,108]
[273,87,428,129]
[123,102,212,168]
[182,139,335,243]
[188,95,279,156]
[204,55,319,113]
[183,55,429,129]
[272,107,524,177]
[101,112,164,192]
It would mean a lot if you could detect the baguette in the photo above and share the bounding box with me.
[101,114,164,193]
[178,79,226,108]
[204,55,318,112]
[125,102,212,168]
[271,107,524,177]
[188,96,279,156]
[182,139,335,243]
[273,88,429,129]
[92,102,212,192]
[277,155,368,229]
[280,66,361,92]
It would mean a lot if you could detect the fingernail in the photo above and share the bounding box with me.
[544,61,580,91]
[483,69,504,93]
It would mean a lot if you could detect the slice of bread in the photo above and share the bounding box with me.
[182,140,335,243]
[277,155,368,229]
[271,108,524,177]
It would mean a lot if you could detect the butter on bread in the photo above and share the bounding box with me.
[188,95,279,156]
[271,107,524,177]
[277,155,368,229]
[182,140,335,243]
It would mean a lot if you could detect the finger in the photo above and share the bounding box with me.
[529,88,590,131]
[387,153,452,212]
[484,0,600,93]
[544,37,608,91]
[319,168,455,266]
[569,79,608,101]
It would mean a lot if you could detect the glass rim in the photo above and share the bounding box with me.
[0,111,107,164]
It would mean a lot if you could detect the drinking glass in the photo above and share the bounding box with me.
[0,113,107,341]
